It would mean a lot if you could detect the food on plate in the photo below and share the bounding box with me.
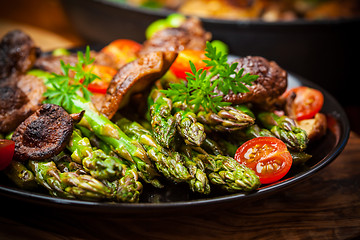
[0,139,15,170]
[11,104,77,162]
[0,16,328,203]
[234,137,292,184]
[123,0,360,21]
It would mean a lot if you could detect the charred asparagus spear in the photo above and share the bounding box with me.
[148,88,177,149]
[4,161,38,190]
[54,152,142,203]
[173,106,206,146]
[67,129,124,181]
[116,118,191,182]
[187,149,261,192]
[28,160,111,200]
[117,118,212,194]
[257,112,308,152]
[196,105,255,132]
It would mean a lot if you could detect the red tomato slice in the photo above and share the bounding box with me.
[0,139,15,170]
[101,39,142,66]
[84,65,117,94]
[170,49,210,80]
[234,137,292,184]
[283,86,324,121]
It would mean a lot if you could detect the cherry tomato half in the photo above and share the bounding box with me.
[169,49,210,79]
[0,139,15,170]
[101,39,142,67]
[85,65,117,94]
[234,137,292,184]
[283,86,324,121]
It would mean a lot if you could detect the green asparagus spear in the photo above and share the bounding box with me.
[200,137,224,156]
[4,161,38,190]
[116,118,191,182]
[257,112,309,152]
[180,152,211,194]
[192,151,261,192]
[28,69,162,188]
[148,88,177,149]
[173,108,206,146]
[54,151,142,203]
[28,160,112,200]
[67,129,124,181]
[118,118,212,194]
[196,105,255,132]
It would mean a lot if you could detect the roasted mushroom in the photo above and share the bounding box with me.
[217,56,287,109]
[100,51,177,119]
[11,104,77,162]
[0,30,45,134]
[297,113,327,142]
[0,30,39,80]
[0,74,46,133]
[140,17,211,55]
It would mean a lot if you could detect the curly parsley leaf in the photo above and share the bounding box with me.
[43,46,100,109]
[162,41,259,112]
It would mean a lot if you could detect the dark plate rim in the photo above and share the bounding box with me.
[91,0,360,27]
[0,67,350,213]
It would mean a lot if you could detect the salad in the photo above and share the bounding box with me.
[0,15,327,203]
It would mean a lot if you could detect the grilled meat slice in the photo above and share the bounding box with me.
[0,30,39,80]
[218,56,287,108]
[100,51,177,119]
[140,17,211,55]
[11,104,75,162]
[0,74,46,133]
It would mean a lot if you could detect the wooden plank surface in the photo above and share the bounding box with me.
[0,132,359,240]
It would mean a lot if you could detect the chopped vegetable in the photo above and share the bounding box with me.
[283,86,324,121]
[101,39,142,66]
[85,65,117,94]
[234,137,293,184]
[0,139,15,170]
[169,49,210,79]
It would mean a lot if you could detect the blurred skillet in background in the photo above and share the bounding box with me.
[60,0,360,108]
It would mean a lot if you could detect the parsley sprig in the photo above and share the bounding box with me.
[43,46,100,109]
[161,42,259,113]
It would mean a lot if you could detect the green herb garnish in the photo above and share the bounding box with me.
[161,42,258,113]
[43,46,100,109]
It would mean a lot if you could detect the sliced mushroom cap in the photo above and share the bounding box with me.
[0,74,46,133]
[11,104,75,162]
[100,51,177,119]
[218,56,287,108]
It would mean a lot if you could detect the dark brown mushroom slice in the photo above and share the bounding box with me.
[0,74,46,133]
[100,51,177,119]
[217,56,287,108]
[140,17,211,56]
[0,30,39,80]
[11,104,75,162]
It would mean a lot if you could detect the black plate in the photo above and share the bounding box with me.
[0,71,350,216]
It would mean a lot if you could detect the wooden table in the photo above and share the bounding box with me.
[1,3,360,239]
[0,132,359,240]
